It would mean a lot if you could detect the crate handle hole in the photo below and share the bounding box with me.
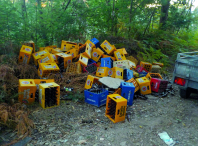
[30,81,33,84]
[147,86,149,90]
[121,72,123,76]
[30,93,33,98]
[117,109,120,115]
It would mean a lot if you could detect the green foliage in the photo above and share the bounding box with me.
[66,91,84,102]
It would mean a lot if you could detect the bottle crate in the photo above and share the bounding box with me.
[114,49,126,61]
[83,43,92,59]
[128,60,136,69]
[39,46,53,53]
[135,77,151,95]
[18,79,37,105]
[34,79,55,89]
[55,53,72,69]
[140,61,152,72]
[61,40,78,51]
[84,75,100,89]
[66,62,82,74]
[101,40,115,55]
[111,67,123,80]
[91,38,100,48]
[50,54,58,64]
[138,72,148,77]
[32,50,50,66]
[22,41,35,53]
[51,48,62,54]
[96,67,110,77]
[84,88,108,107]
[151,65,161,73]
[117,48,127,55]
[91,47,104,62]
[38,63,60,78]
[101,57,113,68]
[78,44,86,55]
[136,65,148,73]
[149,73,163,79]
[113,60,130,70]
[120,82,135,106]
[123,69,133,80]
[105,94,127,123]
[66,48,79,58]
[102,54,116,61]
[152,62,164,67]
[126,56,138,65]
[18,45,33,64]
[83,63,99,74]
[38,53,55,65]
[126,78,140,93]
[85,40,95,49]
[78,53,89,67]
[146,73,152,81]
[151,78,168,93]
[39,82,60,109]
[88,59,96,65]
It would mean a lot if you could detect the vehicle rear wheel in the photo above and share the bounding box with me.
[179,88,191,98]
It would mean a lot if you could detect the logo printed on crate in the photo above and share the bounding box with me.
[128,90,131,102]
[93,52,98,57]
[116,52,122,60]
[87,98,95,102]
[100,99,106,103]
[38,51,47,55]
[88,46,92,56]
[115,96,121,99]
[154,82,158,89]
[41,56,50,63]
[98,68,104,73]
[52,55,56,60]
[141,86,147,92]
[67,59,71,64]
[138,78,144,83]
[63,46,66,51]
[116,71,121,76]
[53,65,57,68]
[35,53,38,56]
[89,43,92,47]
[25,48,31,52]
[23,89,30,101]
[87,79,91,85]
[44,65,53,69]
[72,53,74,57]
[40,69,42,75]
[82,57,88,63]
[108,70,113,76]
[104,42,112,51]
[119,106,126,117]
[22,81,30,84]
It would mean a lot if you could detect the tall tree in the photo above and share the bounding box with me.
[159,0,170,30]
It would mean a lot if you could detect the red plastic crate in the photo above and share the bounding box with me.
[83,63,99,74]
[136,65,148,73]
[151,78,168,93]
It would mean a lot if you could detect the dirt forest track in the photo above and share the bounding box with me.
[25,86,198,146]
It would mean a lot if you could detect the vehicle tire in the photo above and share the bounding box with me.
[179,88,191,98]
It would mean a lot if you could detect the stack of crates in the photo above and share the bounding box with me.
[105,94,127,123]
[18,45,33,64]
[18,79,37,105]
[140,61,152,72]
[120,82,135,106]
[84,88,109,107]
[39,82,60,109]
[32,50,50,66]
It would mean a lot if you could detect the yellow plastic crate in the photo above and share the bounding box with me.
[101,40,115,55]
[117,48,127,55]
[152,62,164,67]
[38,63,60,78]
[55,53,72,69]
[96,67,110,77]
[114,49,126,61]
[61,40,78,51]
[78,53,89,67]
[18,79,37,105]
[38,53,55,64]
[39,82,60,109]
[18,45,33,64]
[84,75,100,89]
[91,47,104,62]
[146,73,152,81]
[126,56,138,65]
[126,78,140,93]
[85,40,95,49]
[128,60,136,69]
[66,48,79,58]
[149,73,163,79]
[22,41,35,53]
[34,79,55,88]
[32,50,50,66]
[105,94,127,123]
[102,54,116,61]
[140,61,152,72]
[51,48,62,54]
[135,77,151,95]
[50,54,58,64]
[83,43,92,59]
[66,62,82,74]
[111,67,123,79]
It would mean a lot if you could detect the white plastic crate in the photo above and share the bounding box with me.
[113,60,130,69]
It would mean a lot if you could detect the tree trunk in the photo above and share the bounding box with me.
[159,0,170,30]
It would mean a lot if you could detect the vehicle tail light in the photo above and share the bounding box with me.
[174,77,186,86]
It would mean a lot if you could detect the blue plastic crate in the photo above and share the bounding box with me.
[91,38,100,48]
[101,57,113,68]
[124,69,133,80]
[88,59,97,65]
[120,82,135,106]
[139,72,148,77]
[84,89,109,107]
